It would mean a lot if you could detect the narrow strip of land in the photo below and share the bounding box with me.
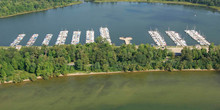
[94,0,220,11]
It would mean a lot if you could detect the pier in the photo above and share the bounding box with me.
[148,30,167,47]
[185,30,210,46]
[165,31,187,46]
[42,34,53,46]
[86,30,95,43]
[26,34,38,46]
[100,27,112,44]
[55,30,68,45]
[119,37,132,45]
[71,31,81,45]
[10,34,25,47]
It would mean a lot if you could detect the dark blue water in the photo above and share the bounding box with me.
[0,2,220,46]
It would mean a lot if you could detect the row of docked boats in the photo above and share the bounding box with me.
[165,31,187,46]
[10,34,25,47]
[184,30,210,46]
[55,30,68,45]
[86,30,95,44]
[71,31,81,45]
[148,29,210,47]
[26,34,38,47]
[100,27,112,44]
[148,30,167,47]
[10,27,112,47]
[42,34,53,46]
[10,28,210,47]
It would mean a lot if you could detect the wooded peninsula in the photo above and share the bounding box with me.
[0,0,82,18]
[0,37,219,83]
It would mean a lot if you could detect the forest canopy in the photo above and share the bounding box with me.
[0,37,220,83]
[0,0,81,17]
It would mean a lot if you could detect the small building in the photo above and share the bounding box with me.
[67,62,75,66]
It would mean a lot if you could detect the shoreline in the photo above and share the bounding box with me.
[93,0,220,11]
[1,69,218,85]
[0,1,82,19]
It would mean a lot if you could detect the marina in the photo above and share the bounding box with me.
[86,30,95,44]
[10,34,25,47]
[1,2,220,110]
[71,31,81,45]
[185,30,210,46]
[26,34,38,46]
[42,34,53,46]
[1,2,220,46]
[100,27,112,44]
[165,31,187,46]
[148,30,167,47]
[55,30,68,45]
[8,28,212,47]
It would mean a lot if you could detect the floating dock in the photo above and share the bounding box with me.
[42,34,53,46]
[55,30,68,45]
[119,37,132,45]
[185,30,210,46]
[100,27,112,44]
[71,31,81,45]
[148,30,167,46]
[26,34,38,46]
[165,31,187,46]
[86,30,94,43]
[10,34,25,47]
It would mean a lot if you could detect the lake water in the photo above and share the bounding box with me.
[0,71,220,110]
[0,2,220,46]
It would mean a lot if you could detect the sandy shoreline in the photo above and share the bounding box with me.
[0,69,218,85]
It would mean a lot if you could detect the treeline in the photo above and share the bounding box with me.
[0,37,220,83]
[160,0,220,6]
[91,0,220,7]
[0,0,80,17]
